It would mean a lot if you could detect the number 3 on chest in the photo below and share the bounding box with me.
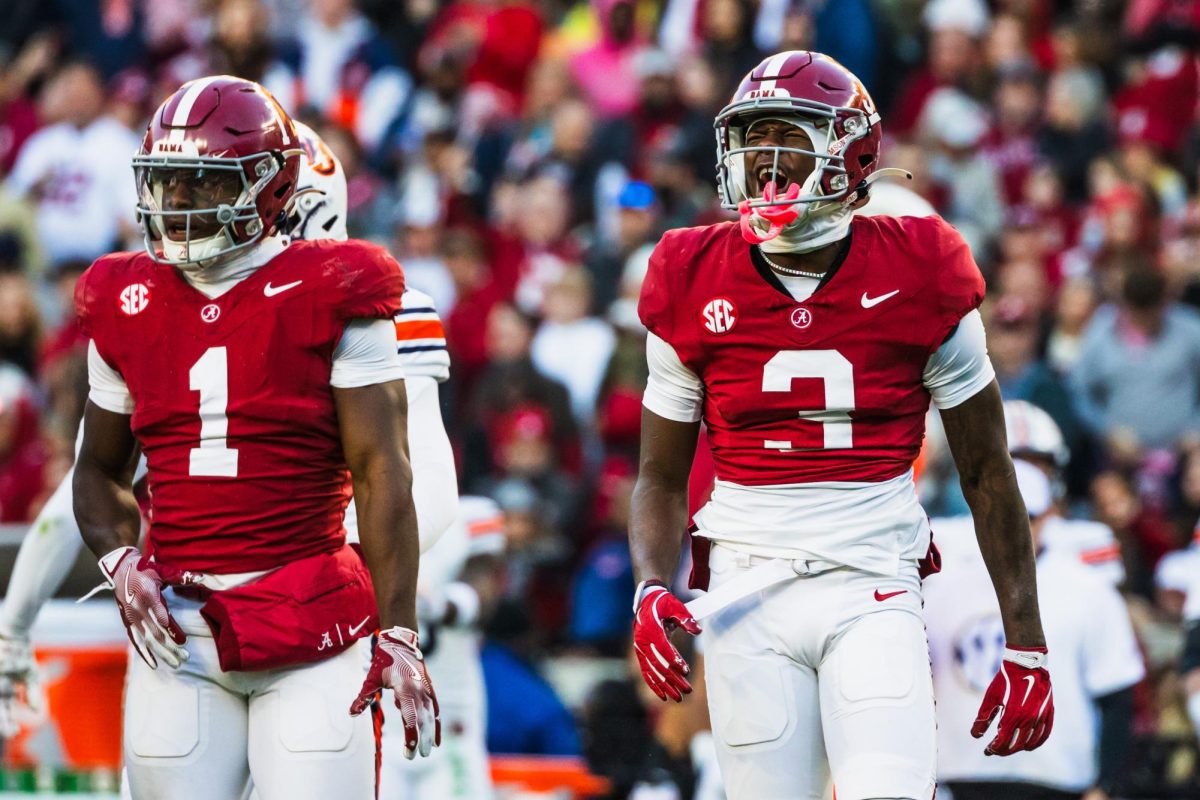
[761,350,855,451]
[188,347,239,477]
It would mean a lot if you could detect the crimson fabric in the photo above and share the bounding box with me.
[197,544,378,672]
[75,240,404,573]
[638,215,985,486]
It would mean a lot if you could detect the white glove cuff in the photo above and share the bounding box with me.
[1003,647,1047,669]
[97,546,139,587]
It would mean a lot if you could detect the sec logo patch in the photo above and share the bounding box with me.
[791,307,812,329]
[701,297,737,335]
[119,284,150,316]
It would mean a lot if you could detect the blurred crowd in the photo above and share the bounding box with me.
[1,0,1200,796]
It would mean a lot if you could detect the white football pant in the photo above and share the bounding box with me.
[701,544,936,800]
[121,590,375,800]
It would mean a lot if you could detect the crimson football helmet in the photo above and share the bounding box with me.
[715,51,883,240]
[133,76,302,267]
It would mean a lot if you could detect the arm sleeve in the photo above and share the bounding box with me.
[406,375,458,553]
[87,340,134,414]
[642,332,704,423]
[0,470,84,638]
[330,318,407,388]
[1095,686,1136,794]
[922,310,996,409]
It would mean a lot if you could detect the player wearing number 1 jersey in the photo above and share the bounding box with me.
[71,76,438,800]
[630,51,1054,800]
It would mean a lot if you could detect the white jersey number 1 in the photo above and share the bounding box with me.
[188,347,239,477]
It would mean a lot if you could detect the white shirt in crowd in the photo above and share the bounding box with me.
[533,317,617,421]
[925,536,1144,792]
[6,117,140,265]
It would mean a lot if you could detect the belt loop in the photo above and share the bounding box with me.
[736,551,752,568]
[791,558,811,576]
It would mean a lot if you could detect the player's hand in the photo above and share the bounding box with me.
[350,626,440,759]
[971,646,1054,755]
[633,581,701,702]
[98,547,189,670]
[0,629,38,738]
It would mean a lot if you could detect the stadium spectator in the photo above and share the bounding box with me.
[264,0,412,151]
[5,62,139,267]
[1071,267,1200,458]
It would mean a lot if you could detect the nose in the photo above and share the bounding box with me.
[163,176,192,210]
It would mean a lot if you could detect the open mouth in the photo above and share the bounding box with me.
[755,164,789,193]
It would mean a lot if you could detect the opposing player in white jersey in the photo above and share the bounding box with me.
[926,460,1144,800]
[1003,400,1125,586]
[0,120,459,756]
[384,496,504,799]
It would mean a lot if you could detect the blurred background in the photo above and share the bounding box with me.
[0,0,1199,797]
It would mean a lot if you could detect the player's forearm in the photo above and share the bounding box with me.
[960,463,1046,646]
[354,457,420,631]
[629,474,690,584]
[72,459,141,559]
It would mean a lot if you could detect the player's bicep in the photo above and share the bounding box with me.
[938,380,1011,486]
[333,379,410,480]
[76,401,138,482]
[638,407,701,490]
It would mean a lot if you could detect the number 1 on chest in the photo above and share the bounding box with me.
[188,347,239,477]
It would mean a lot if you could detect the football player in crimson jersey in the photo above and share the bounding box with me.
[70,76,438,800]
[0,122,459,755]
[630,51,1053,800]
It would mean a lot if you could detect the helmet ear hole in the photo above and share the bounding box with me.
[859,153,875,169]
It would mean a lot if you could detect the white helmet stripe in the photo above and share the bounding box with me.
[168,77,220,141]
[757,52,794,92]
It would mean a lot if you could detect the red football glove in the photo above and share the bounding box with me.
[971,645,1055,756]
[350,626,440,759]
[633,581,702,702]
[98,547,189,670]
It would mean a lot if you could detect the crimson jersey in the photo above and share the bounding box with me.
[639,215,984,485]
[76,240,404,573]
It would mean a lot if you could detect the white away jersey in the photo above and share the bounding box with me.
[394,288,449,382]
[1040,517,1125,587]
[925,542,1144,791]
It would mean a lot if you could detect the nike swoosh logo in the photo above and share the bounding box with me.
[861,289,900,308]
[263,280,303,297]
[874,589,906,602]
[347,616,371,636]
[1021,674,1036,705]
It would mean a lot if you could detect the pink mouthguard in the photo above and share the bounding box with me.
[738,182,801,244]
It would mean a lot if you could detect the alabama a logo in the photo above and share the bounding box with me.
[791,306,813,329]
[119,284,150,316]
[701,297,737,335]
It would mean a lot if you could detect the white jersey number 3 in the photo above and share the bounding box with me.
[762,350,854,450]
[188,347,239,477]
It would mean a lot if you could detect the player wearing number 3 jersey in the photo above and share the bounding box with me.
[630,51,1053,800]
[71,76,437,800]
